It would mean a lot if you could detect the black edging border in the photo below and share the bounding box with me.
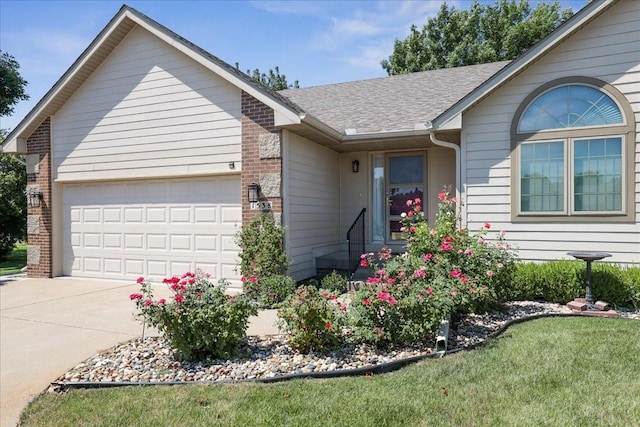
[51,313,620,392]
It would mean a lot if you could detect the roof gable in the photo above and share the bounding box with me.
[2,5,302,153]
[431,0,619,130]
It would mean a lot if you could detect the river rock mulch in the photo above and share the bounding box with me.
[54,301,639,388]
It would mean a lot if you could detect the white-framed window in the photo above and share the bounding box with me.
[511,78,633,221]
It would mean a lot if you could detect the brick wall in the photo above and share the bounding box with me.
[241,92,282,225]
[26,118,52,278]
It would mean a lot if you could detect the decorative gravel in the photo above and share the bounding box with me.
[55,301,639,386]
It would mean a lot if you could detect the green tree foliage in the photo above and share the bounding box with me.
[381,0,574,75]
[0,51,29,261]
[0,145,27,260]
[236,63,299,90]
[1,51,29,116]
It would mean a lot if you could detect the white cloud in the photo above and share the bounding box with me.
[309,1,443,73]
[249,1,324,15]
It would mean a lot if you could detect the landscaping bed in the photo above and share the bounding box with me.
[52,301,639,389]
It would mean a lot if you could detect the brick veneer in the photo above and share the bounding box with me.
[241,91,282,225]
[26,118,53,278]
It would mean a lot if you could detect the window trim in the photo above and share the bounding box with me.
[510,77,635,223]
[516,135,626,217]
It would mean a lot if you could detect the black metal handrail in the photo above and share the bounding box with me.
[346,208,366,279]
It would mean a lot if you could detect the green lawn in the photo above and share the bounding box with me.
[19,317,640,426]
[0,242,27,275]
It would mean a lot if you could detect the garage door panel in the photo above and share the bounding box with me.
[124,208,143,223]
[125,259,144,276]
[195,235,216,251]
[195,207,217,223]
[83,233,101,248]
[147,234,167,250]
[221,206,241,223]
[84,208,101,223]
[104,233,122,249]
[83,257,101,273]
[62,176,241,287]
[104,258,123,274]
[170,234,192,251]
[103,208,122,223]
[125,234,144,249]
[147,208,167,223]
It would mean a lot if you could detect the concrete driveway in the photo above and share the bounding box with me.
[0,276,279,427]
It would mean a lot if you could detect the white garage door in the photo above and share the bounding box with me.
[62,176,241,285]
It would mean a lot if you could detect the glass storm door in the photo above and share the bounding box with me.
[386,153,425,243]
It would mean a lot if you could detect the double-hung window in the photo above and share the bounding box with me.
[512,78,633,221]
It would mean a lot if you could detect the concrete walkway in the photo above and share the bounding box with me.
[0,276,280,427]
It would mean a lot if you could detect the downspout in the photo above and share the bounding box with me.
[426,125,466,227]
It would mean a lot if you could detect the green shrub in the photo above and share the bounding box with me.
[130,271,257,361]
[347,189,518,348]
[277,286,344,353]
[511,261,640,308]
[246,274,297,308]
[236,213,289,282]
[347,269,448,348]
[321,270,349,294]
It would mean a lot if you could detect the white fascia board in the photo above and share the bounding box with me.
[298,113,344,141]
[437,113,462,131]
[342,128,427,142]
[431,0,614,130]
[0,137,26,154]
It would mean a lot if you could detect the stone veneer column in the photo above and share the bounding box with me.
[241,92,283,226]
[26,118,53,278]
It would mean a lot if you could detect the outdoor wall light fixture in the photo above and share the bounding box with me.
[28,187,43,208]
[248,182,261,203]
[352,160,360,173]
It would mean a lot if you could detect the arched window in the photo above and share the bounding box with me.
[519,85,623,132]
[511,77,634,221]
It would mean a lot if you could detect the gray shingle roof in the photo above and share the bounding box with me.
[279,61,510,134]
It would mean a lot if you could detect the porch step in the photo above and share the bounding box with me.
[316,250,349,273]
[315,251,370,282]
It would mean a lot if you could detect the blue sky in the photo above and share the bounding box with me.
[1,0,587,132]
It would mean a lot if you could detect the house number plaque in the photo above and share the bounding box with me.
[251,201,272,211]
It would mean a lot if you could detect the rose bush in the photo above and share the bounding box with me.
[348,189,518,348]
[277,286,345,353]
[130,270,257,361]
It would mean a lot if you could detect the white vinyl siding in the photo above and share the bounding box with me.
[284,131,340,280]
[62,176,242,288]
[53,26,241,182]
[462,0,640,264]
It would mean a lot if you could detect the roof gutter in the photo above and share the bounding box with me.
[298,115,433,145]
[424,122,466,227]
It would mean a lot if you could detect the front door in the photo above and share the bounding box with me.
[386,152,426,245]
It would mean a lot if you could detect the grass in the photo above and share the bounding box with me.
[19,317,640,426]
[0,242,27,275]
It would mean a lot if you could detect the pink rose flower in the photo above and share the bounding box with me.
[136,277,145,284]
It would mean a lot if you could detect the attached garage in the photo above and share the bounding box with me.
[61,176,241,285]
